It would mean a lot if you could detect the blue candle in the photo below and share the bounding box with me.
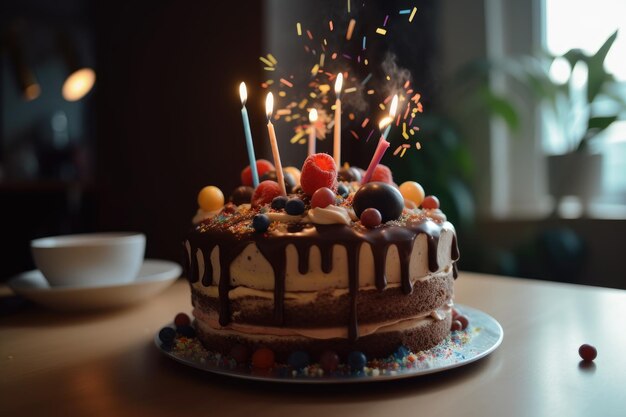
[239,82,259,188]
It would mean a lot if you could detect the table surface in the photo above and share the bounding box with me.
[1,272,625,417]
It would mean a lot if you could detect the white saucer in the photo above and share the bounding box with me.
[8,259,182,311]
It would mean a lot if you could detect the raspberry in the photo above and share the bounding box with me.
[241,159,274,186]
[251,180,282,208]
[370,164,394,184]
[300,153,338,196]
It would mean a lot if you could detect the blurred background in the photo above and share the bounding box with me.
[1,0,625,288]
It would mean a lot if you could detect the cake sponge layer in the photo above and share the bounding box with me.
[191,269,454,327]
[194,309,453,361]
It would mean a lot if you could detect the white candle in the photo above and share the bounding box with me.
[308,108,318,156]
[333,72,343,167]
[265,92,287,196]
[383,94,398,140]
[239,82,259,187]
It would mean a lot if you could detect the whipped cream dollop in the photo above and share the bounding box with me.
[267,212,305,223]
[303,205,352,225]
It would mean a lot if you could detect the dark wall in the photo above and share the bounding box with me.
[95,1,265,263]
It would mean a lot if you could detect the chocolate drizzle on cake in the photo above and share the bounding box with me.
[185,214,460,342]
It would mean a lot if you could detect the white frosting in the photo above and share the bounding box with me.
[303,205,352,225]
[190,270,445,303]
[186,221,456,292]
[266,212,305,223]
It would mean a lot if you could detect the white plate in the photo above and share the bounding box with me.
[8,259,181,311]
[155,304,503,384]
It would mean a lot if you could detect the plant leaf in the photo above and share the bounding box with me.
[587,30,618,102]
[587,115,618,131]
[481,90,520,130]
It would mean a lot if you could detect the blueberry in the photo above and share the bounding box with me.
[285,198,305,215]
[160,343,173,352]
[271,196,288,210]
[394,345,410,359]
[288,351,310,370]
[177,325,196,338]
[252,214,271,233]
[348,351,367,372]
[158,327,176,344]
[352,182,404,222]
[337,183,350,198]
[230,186,254,206]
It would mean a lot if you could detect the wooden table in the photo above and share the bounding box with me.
[1,272,625,417]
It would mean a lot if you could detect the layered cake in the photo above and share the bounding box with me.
[183,153,460,361]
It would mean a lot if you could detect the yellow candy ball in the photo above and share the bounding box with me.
[197,186,224,212]
[284,166,301,186]
[399,181,425,207]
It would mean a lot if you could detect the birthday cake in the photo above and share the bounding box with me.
[182,154,460,362]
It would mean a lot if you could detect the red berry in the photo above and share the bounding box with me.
[579,344,597,362]
[241,159,275,186]
[319,350,339,373]
[300,153,338,196]
[370,164,394,184]
[450,320,462,331]
[456,315,469,330]
[174,313,190,327]
[452,308,460,318]
[422,195,440,209]
[251,180,282,208]
[251,347,275,369]
[360,208,382,228]
[311,187,336,209]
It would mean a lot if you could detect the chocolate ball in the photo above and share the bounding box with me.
[260,171,296,193]
[352,182,404,222]
[338,167,362,183]
[230,186,254,206]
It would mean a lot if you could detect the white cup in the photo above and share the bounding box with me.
[31,232,146,287]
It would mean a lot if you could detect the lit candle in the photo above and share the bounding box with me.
[308,108,318,156]
[239,82,259,187]
[333,72,343,167]
[265,92,287,196]
[361,117,393,184]
[383,94,398,140]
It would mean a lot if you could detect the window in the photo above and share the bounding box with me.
[545,0,626,208]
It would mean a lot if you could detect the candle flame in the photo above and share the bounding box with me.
[334,72,343,96]
[265,92,274,119]
[379,116,393,131]
[239,82,247,106]
[309,108,318,122]
[389,95,398,118]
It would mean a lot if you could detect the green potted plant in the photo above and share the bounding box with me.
[494,30,625,210]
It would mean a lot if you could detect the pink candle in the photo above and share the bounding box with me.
[362,117,393,184]
[265,93,287,196]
